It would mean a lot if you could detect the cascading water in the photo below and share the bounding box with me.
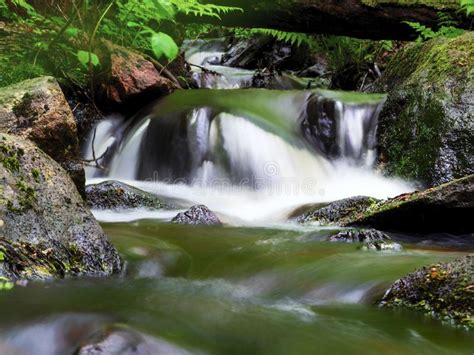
[83,44,412,224]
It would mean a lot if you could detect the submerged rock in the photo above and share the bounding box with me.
[0,314,192,355]
[97,42,178,109]
[0,133,121,281]
[78,325,191,355]
[379,255,474,329]
[86,180,172,210]
[172,205,221,225]
[328,228,388,243]
[347,175,474,234]
[372,32,474,186]
[360,240,402,252]
[296,196,380,225]
[0,76,85,192]
[328,229,402,251]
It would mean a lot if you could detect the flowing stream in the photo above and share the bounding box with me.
[83,44,411,224]
[0,40,472,354]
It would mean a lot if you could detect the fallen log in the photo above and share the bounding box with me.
[180,0,471,40]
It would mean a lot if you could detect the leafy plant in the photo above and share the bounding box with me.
[404,12,465,42]
[0,0,242,87]
[77,50,100,68]
[234,28,312,47]
[460,0,474,15]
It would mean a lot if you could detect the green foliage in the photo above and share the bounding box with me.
[150,32,179,60]
[233,28,312,47]
[460,0,474,15]
[313,35,394,73]
[77,50,101,68]
[0,54,48,87]
[404,12,465,42]
[0,0,242,87]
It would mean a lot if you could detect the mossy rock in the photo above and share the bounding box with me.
[372,32,474,187]
[0,76,85,193]
[296,196,380,225]
[86,180,174,210]
[346,175,474,234]
[379,255,474,329]
[0,133,121,282]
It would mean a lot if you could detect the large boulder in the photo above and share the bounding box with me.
[372,33,474,186]
[0,133,121,281]
[379,255,473,329]
[347,175,474,234]
[297,175,473,234]
[86,180,173,210]
[0,76,85,192]
[97,42,178,110]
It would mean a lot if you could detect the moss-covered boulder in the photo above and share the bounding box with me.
[0,76,85,193]
[372,32,474,187]
[296,196,380,225]
[346,175,474,234]
[379,255,473,329]
[297,175,473,234]
[86,180,173,210]
[0,133,121,281]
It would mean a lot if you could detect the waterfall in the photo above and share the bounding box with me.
[83,42,412,224]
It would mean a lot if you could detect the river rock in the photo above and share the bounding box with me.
[328,228,388,243]
[97,42,178,109]
[296,196,380,225]
[0,133,121,281]
[328,229,402,251]
[86,180,173,210]
[78,326,191,355]
[379,255,473,329]
[371,32,474,186]
[346,175,474,234]
[0,76,85,193]
[359,240,402,252]
[172,205,221,225]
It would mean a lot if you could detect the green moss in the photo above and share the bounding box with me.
[376,32,473,185]
[0,277,14,291]
[1,155,20,173]
[15,180,37,210]
[0,62,48,88]
[381,256,473,329]
[31,168,41,183]
[384,94,445,183]
[0,238,88,280]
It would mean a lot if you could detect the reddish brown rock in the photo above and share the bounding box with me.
[0,76,85,194]
[98,43,178,108]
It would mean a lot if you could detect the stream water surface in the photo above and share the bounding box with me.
[0,223,473,354]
